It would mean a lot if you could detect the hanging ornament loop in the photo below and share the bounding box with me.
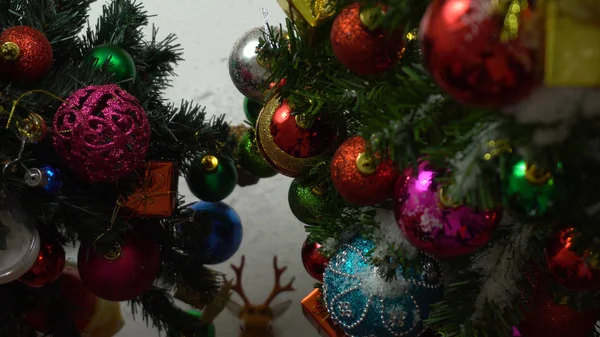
[2,136,27,176]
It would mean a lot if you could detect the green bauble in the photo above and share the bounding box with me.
[186,154,238,202]
[243,97,262,125]
[85,44,137,82]
[502,159,563,219]
[184,310,216,337]
[238,130,277,178]
[288,178,329,225]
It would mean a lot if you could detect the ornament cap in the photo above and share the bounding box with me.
[437,186,461,209]
[103,246,122,260]
[201,155,220,173]
[525,163,552,185]
[295,113,314,129]
[355,152,377,175]
[1,41,20,61]
[359,5,386,31]
[24,168,47,187]
[311,183,326,196]
[18,112,46,143]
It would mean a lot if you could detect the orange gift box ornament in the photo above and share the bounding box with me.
[121,161,178,217]
[543,0,600,87]
[301,289,347,337]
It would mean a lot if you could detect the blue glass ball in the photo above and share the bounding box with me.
[41,165,62,194]
[189,201,243,265]
[323,237,444,337]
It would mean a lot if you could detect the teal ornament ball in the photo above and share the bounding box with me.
[323,237,443,337]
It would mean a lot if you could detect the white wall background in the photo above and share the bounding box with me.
[82,1,318,336]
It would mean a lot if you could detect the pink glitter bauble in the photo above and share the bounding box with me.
[393,161,501,258]
[52,84,150,183]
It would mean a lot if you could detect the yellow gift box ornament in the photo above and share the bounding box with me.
[277,0,337,27]
[544,0,600,87]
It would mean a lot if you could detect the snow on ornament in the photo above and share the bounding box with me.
[323,236,443,337]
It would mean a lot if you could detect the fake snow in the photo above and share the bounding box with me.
[373,210,418,262]
[321,237,340,256]
[358,264,409,299]
[470,214,533,322]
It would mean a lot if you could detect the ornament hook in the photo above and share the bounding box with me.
[2,136,27,176]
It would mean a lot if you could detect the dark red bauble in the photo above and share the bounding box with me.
[301,240,329,282]
[330,3,405,75]
[330,136,398,205]
[19,237,65,287]
[545,228,600,291]
[419,0,541,108]
[0,26,53,82]
[256,98,338,177]
[24,267,97,333]
[517,269,600,337]
[394,161,501,258]
[77,230,161,301]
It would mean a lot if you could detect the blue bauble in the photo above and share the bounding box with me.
[41,165,62,194]
[189,201,242,265]
[323,237,443,337]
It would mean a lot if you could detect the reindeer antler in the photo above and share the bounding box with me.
[263,256,295,306]
[229,255,251,306]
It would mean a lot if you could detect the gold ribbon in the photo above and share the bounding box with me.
[277,0,336,27]
[4,89,65,129]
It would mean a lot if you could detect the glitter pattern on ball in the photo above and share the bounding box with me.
[323,236,443,337]
[0,26,53,81]
[52,84,150,183]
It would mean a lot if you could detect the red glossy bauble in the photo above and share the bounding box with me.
[419,0,541,108]
[19,237,65,287]
[330,3,405,75]
[545,228,600,291]
[78,230,161,301]
[330,136,398,205]
[517,268,600,337]
[0,26,53,82]
[394,161,501,258]
[301,240,329,282]
[256,98,338,177]
[24,267,97,333]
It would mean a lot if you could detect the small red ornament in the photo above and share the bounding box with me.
[419,0,541,108]
[545,228,600,291]
[256,98,338,177]
[77,230,160,301]
[19,236,65,287]
[301,240,329,282]
[24,266,97,333]
[517,268,600,337]
[330,3,405,75]
[330,136,398,205]
[394,161,501,258]
[0,26,53,82]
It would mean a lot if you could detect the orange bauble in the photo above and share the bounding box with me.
[330,136,398,205]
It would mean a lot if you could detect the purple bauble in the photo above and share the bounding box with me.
[393,161,501,258]
[52,84,150,183]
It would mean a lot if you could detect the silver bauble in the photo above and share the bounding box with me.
[228,27,270,102]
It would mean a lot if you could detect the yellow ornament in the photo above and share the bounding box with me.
[544,0,600,87]
[277,0,336,27]
[82,299,124,337]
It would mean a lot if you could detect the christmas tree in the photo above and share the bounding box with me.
[0,1,245,336]
[227,0,600,336]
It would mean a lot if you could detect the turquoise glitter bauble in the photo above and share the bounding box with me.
[323,237,444,337]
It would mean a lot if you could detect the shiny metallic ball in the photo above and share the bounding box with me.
[228,27,270,102]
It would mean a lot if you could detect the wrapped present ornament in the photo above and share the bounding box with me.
[301,289,347,337]
[544,0,600,86]
[277,0,337,27]
[121,161,178,217]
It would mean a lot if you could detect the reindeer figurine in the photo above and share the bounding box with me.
[225,255,295,337]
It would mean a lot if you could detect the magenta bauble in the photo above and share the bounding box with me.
[77,230,160,301]
[52,84,150,183]
[394,162,501,258]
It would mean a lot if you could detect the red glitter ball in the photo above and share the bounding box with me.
[77,230,160,301]
[19,237,65,287]
[518,267,600,337]
[52,84,150,183]
[301,240,329,282]
[0,26,53,82]
[330,136,398,205]
[330,3,405,75]
[545,228,600,291]
[419,0,541,108]
[270,100,336,158]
